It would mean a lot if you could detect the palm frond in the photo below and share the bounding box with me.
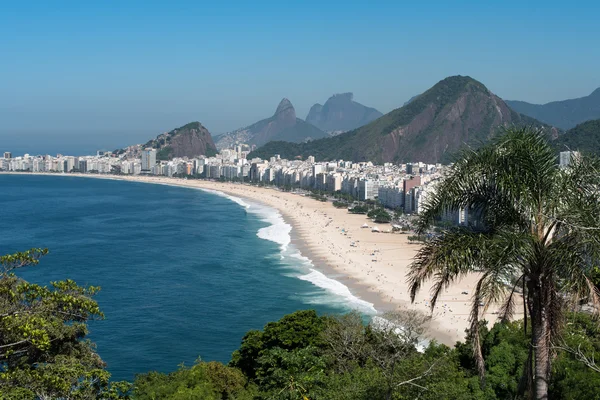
[469,276,487,380]
[498,274,525,323]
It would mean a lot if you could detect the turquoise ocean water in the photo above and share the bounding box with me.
[0,174,375,381]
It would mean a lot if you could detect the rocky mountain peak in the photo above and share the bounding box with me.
[275,98,295,117]
[305,92,383,133]
[330,92,354,102]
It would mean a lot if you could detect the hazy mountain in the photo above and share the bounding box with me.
[249,76,557,164]
[137,122,217,160]
[215,99,328,149]
[554,119,600,156]
[305,93,382,133]
[506,88,600,130]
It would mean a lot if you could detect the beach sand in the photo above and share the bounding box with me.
[6,173,521,345]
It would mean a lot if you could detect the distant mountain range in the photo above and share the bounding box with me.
[115,122,217,160]
[215,99,328,149]
[305,93,382,134]
[506,88,600,130]
[249,76,556,164]
[554,119,600,156]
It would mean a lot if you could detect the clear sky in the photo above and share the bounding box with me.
[1,0,599,155]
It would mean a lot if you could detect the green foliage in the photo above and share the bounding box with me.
[134,360,253,400]
[254,346,327,399]
[349,205,368,214]
[554,119,600,156]
[229,310,329,380]
[332,201,348,209]
[368,209,391,223]
[407,235,428,243]
[550,313,600,399]
[0,249,130,399]
[156,146,174,161]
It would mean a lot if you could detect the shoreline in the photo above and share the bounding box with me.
[2,172,518,345]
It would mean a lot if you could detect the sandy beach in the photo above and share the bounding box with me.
[4,172,520,345]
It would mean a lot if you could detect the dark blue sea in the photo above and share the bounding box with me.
[0,174,374,381]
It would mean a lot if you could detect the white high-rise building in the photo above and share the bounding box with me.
[141,149,157,172]
[559,151,580,168]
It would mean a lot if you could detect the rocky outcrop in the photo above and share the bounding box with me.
[143,122,217,160]
[305,93,382,133]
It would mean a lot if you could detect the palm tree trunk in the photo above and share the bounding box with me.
[523,279,528,334]
[531,280,550,400]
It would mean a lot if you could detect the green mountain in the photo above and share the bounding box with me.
[506,88,600,130]
[305,92,383,133]
[215,99,328,149]
[554,119,600,156]
[143,122,217,160]
[249,76,556,164]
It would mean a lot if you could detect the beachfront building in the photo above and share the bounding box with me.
[378,185,404,209]
[358,179,380,200]
[559,151,580,168]
[141,148,157,172]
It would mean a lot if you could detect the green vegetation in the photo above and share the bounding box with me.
[0,249,129,399]
[409,127,600,399]
[134,361,253,400]
[131,310,600,399]
[367,208,391,223]
[554,119,600,156]
[407,235,428,243]
[332,201,348,209]
[156,146,174,161]
[349,205,369,214]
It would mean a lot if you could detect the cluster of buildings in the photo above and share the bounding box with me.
[0,145,456,219]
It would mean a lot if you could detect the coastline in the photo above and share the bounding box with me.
[2,172,518,345]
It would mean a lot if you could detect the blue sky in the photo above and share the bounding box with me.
[1,0,599,155]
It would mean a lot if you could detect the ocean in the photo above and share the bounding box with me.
[0,174,375,381]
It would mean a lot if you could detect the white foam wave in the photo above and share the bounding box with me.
[198,188,251,209]
[298,269,377,314]
[246,203,292,250]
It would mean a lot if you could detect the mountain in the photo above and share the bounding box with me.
[305,93,383,133]
[249,76,556,164]
[403,95,419,106]
[215,99,328,149]
[553,119,600,156]
[506,88,600,130]
[142,122,217,160]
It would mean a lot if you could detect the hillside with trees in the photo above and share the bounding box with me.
[554,119,600,156]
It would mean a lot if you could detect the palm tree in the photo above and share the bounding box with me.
[407,127,600,399]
